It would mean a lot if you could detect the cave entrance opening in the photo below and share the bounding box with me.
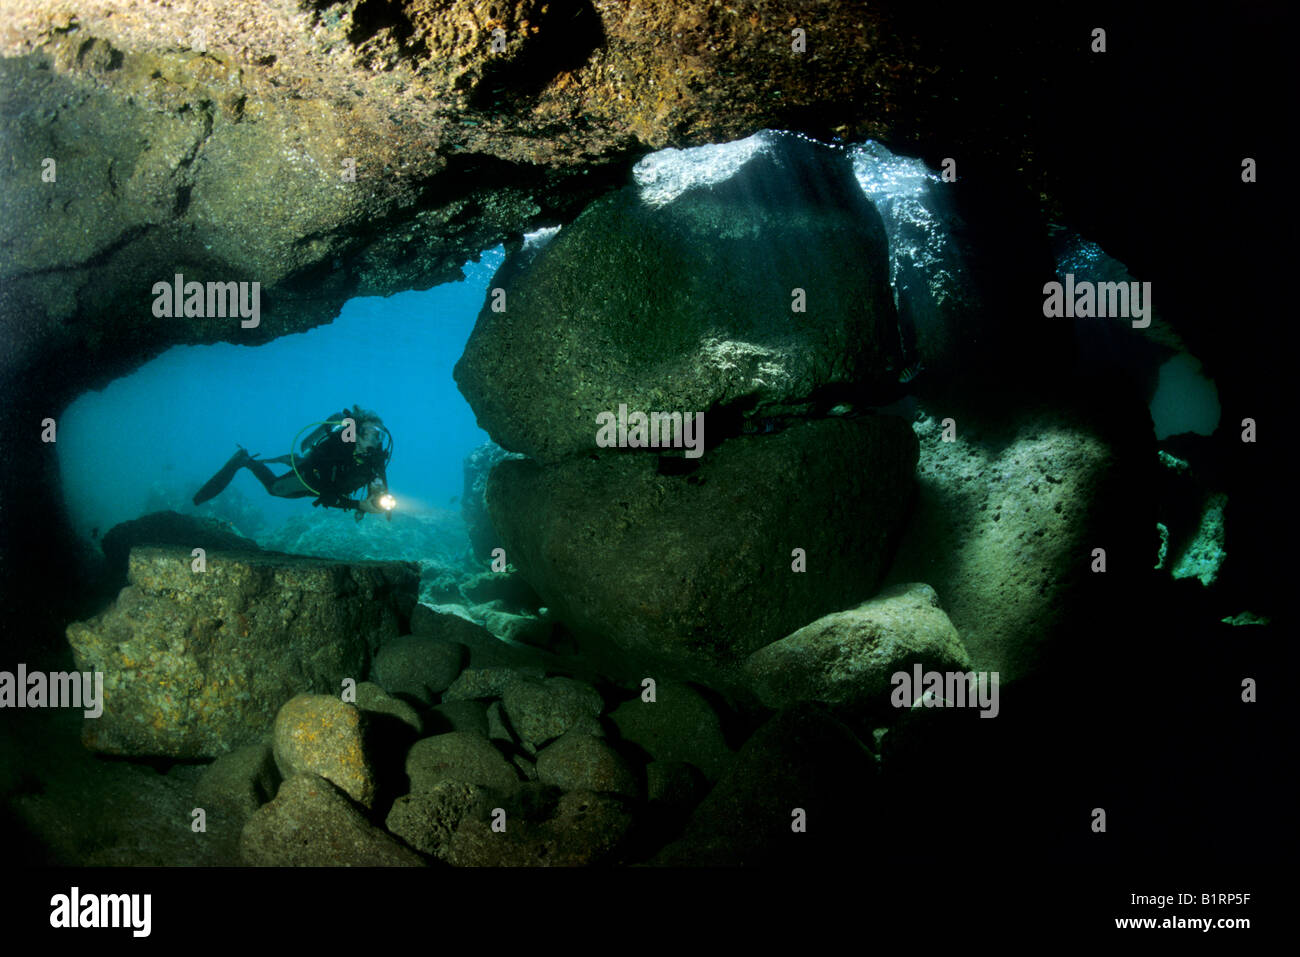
[56,247,505,568]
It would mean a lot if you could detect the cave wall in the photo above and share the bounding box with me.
[1,1,1291,651]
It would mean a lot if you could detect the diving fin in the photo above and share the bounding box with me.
[192,448,251,505]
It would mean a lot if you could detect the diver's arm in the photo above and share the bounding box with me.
[312,490,360,510]
[313,494,367,521]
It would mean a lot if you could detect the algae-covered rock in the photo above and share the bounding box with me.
[240,774,424,867]
[743,582,971,710]
[1151,439,1229,588]
[1,5,923,416]
[1170,492,1228,587]
[65,546,416,757]
[488,416,918,684]
[272,694,377,809]
[100,510,260,589]
[455,133,902,465]
[609,682,733,782]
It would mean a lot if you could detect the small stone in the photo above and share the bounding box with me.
[385,781,489,861]
[371,635,465,705]
[609,682,733,781]
[355,681,423,735]
[405,732,519,795]
[502,676,604,748]
[194,741,280,827]
[646,760,705,808]
[428,699,490,737]
[536,732,640,799]
[448,790,633,867]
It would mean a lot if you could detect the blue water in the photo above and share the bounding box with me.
[58,248,504,543]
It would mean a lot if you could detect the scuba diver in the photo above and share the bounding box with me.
[193,406,396,521]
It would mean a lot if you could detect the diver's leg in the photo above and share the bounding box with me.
[268,471,316,499]
[241,457,278,493]
[243,456,315,499]
[192,448,252,505]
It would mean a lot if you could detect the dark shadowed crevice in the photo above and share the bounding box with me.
[467,0,605,111]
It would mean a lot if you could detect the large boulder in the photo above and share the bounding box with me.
[66,546,417,757]
[881,389,1155,682]
[461,442,522,562]
[486,415,918,685]
[99,510,260,590]
[455,132,903,464]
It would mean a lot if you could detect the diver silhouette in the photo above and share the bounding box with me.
[193,406,395,520]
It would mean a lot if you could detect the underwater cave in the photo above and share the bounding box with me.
[0,0,1287,936]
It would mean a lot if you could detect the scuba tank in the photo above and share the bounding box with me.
[290,410,393,498]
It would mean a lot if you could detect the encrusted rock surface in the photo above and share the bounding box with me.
[743,582,971,710]
[240,773,424,867]
[272,694,377,808]
[455,132,901,463]
[0,0,930,411]
[487,416,918,684]
[65,545,416,757]
[881,391,1154,682]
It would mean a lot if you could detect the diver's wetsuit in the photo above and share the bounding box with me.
[193,409,391,515]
